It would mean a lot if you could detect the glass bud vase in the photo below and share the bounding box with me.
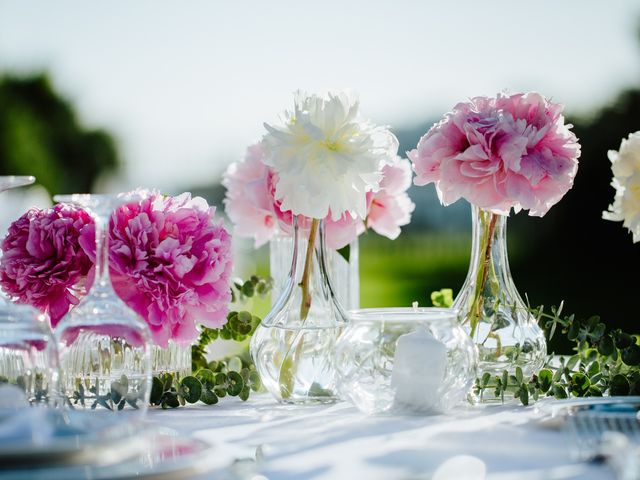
[454,206,546,391]
[250,217,348,404]
[270,234,359,310]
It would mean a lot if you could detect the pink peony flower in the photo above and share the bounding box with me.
[224,142,415,249]
[0,204,93,326]
[366,156,416,239]
[81,192,233,347]
[408,92,580,216]
[222,143,281,248]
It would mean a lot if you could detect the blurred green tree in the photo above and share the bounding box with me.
[0,73,118,195]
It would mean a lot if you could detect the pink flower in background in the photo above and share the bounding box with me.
[367,156,416,239]
[324,213,365,250]
[222,143,280,248]
[0,204,93,326]
[409,92,580,216]
[81,192,233,346]
[224,143,415,249]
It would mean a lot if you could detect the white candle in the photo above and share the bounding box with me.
[391,328,447,412]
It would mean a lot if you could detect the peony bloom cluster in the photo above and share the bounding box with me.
[0,192,233,347]
[224,141,415,249]
[263,90,399,221]
[0,204,93,325]
[603,131,640,242]
[80,192,233,346]
[409,92,581,216]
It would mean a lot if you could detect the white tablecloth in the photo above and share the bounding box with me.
[147,395,613,480]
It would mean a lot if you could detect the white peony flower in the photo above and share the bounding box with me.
[262,90,398,221]
[609,131,640,179]
[603,131,640,242]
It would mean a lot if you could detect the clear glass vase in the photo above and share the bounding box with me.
[270,234,359,310]
[454,206,546,394]
[54,194,152,414]
[150,341,191,379]
[250,217,348,404]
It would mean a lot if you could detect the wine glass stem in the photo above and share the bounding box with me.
[94,214,112,290]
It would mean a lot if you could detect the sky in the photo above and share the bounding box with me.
[1,0,639,193]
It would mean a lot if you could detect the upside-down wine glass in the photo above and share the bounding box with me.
[0,176,62,407]
[53,193,151,414]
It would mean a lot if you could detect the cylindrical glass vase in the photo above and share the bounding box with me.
[454,206,546,395]
[270,234,359,310]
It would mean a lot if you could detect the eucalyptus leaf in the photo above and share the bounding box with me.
[180,376,203,404]
[200,389,218,405]
[227,371,244,396]
[610,374,630,396]
[538,369,552,392]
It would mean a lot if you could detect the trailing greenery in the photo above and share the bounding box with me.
[149,354,262,408]
[0,373,50,404]
[430,289,640,406]
[152,274,272,409]
[71,375,143,410]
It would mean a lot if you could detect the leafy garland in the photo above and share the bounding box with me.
[45,275,271,410]
[147,275,271,409]
[431,288,640,406]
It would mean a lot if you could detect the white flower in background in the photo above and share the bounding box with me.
[263,90,398,221]
[603,131,640,242]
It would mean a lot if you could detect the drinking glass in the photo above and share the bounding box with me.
[54,193,151,414]
[0,176,61,407]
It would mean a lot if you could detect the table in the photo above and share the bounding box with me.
[148,395,613,480]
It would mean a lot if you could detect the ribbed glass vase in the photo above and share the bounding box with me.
[150,341,191,379]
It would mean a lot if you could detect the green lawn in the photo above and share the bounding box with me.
[239,230,532,313]
[359,232,471,308]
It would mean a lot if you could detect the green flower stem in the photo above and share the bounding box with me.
[468,210,499,338]
[299,218,319,321]
[278,218,320,399]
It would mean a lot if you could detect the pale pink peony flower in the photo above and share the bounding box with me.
[222,143,280,248]
[367,156,416,239]
[324,213,365,250]
[224,143,415,249]
[0,204,93,326]
[80,192,233,347]
[409,92,580,216]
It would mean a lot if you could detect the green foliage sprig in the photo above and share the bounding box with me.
[149,354,262,408]
[71,375,143,410]
[151,274,272,409]
[430,289,640,406]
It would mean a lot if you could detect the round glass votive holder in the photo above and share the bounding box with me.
[335,307,478,415]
